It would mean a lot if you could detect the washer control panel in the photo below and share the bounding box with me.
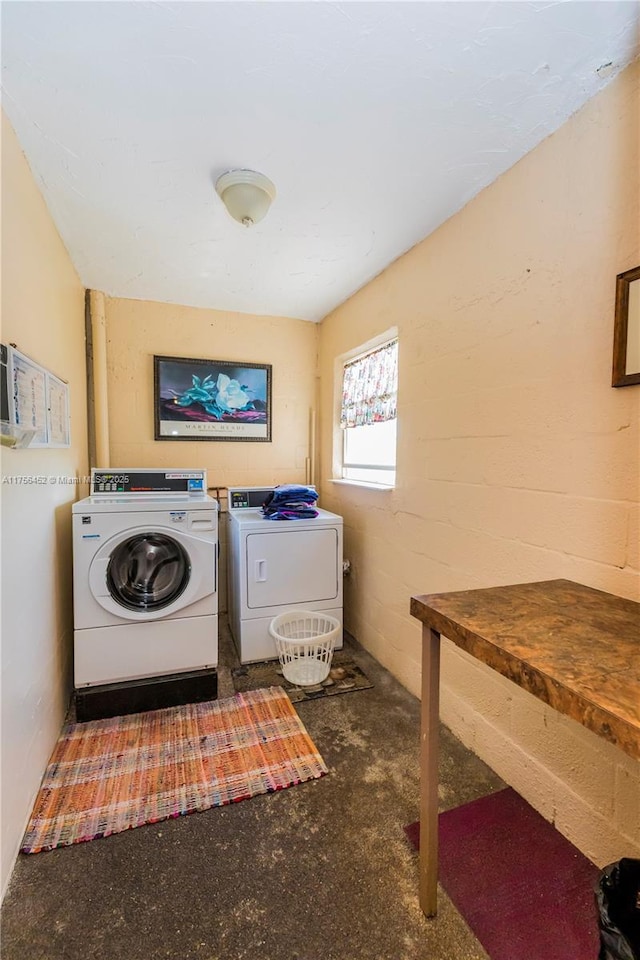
[228,487,274,510]
[91,468,206,495]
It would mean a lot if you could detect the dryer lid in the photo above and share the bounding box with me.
[230,506,342,529]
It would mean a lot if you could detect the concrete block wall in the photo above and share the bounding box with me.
[441,644,640,863]
[104,297,318,492]
[318,61,640,864]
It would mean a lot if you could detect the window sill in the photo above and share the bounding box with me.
[328,478,395,492]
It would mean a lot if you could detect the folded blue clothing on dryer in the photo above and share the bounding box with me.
[262,504,319,520]
[263,484,318,507]
[261,484,319,520]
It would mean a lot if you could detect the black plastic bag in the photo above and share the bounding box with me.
[596,858,640,960]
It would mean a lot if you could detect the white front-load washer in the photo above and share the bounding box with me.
[73,469,218,692]
[227,487,343,664]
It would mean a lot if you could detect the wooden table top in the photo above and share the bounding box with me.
[410,579,640,760]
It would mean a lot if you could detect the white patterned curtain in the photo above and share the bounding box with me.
[340,339,398,428]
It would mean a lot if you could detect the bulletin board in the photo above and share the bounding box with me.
[7,346,70,448]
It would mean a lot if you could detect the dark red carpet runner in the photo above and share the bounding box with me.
[404,787,601,960]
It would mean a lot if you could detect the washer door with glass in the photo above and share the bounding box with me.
[107,533,190,612]
[89,526,214,621]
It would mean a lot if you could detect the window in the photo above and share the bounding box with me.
[340,338,398,486]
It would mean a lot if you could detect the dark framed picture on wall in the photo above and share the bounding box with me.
[154,355,272,441]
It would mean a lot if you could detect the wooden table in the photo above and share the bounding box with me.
[410,579,640,917]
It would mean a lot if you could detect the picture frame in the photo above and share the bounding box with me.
[612,265,640,387]
[154,355,272,441]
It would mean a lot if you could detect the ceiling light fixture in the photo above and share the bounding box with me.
[215,169,276,227]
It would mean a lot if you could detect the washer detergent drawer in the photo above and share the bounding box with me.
[245,528,339,609]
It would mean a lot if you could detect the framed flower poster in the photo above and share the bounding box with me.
[154,355,272,441]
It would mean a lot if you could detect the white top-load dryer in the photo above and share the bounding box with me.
[73,469,218,689]
[227,487,343,664]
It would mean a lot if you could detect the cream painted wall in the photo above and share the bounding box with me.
[1,112,88,897]
[104,298,318,610]
[318,62,640,864]
[104,297,318,489]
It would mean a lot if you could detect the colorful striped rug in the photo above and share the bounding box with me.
[22,686,327,854]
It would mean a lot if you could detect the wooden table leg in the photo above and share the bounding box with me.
[419,625,441,917]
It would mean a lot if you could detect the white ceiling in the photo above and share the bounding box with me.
[2,2,639,322]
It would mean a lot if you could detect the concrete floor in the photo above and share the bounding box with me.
[1,620,504,960]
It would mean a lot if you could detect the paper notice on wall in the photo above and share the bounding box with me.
[47,373,70,447]
[7,347,71,448]
[10,349,48,445]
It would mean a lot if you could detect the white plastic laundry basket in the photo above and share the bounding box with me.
[269,610,341,687]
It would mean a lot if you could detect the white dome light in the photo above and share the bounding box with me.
[215,169,276,227]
